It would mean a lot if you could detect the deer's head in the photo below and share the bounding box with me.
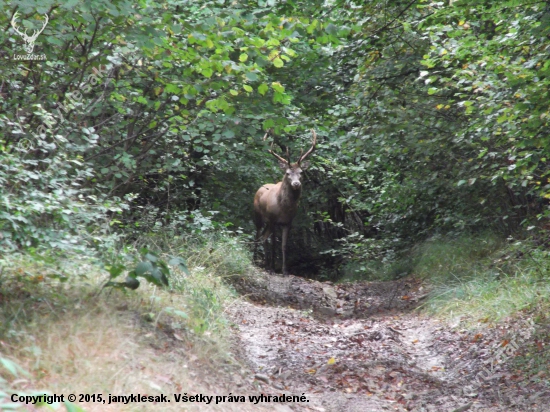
[267,130,316,191]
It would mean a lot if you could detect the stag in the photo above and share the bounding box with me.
[254,129,316,275]
[10,12,49,54]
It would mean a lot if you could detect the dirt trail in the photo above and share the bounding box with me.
[229,273,549,412]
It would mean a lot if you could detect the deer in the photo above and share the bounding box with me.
[253,129,316,275]
[10,12,49,54]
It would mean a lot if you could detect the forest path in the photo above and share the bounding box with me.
[229,273,546,412]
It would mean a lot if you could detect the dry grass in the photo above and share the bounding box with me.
[0,254,266,412]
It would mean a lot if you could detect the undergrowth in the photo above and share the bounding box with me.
[132,231,256,281]
[0,231,255,411]
[343,232,550,325]
[414,234,550,324]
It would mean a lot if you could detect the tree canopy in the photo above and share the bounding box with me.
[2,0,550,277]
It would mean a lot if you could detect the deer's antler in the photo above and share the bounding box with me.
[269,141,290,165]
[297,129,317,165]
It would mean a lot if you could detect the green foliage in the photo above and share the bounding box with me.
[418,0,550,214]
[419,236,550,322]
[0,0,310,251]
[3,0,550,278]
[141,232,252,335]
[133,231,256,281]
[285,0,550,272]
[0,356,85,411]
[413,234,505,283]
[103,248,188,290]
[0,126,123,252]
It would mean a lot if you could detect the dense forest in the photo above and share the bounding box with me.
[2,0,550,277]
[2,1,550,410]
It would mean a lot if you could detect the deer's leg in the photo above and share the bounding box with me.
[263,234,270,270]
[254,211,264,242]
[270,231,276,272]
[254,224,263,264]
[261,225,272,270]
[281,225,290,275]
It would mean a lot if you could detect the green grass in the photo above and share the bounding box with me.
[131,232,256,335]
[341,232,550,324]
[413,234,504,283]
[339,233,503,283]
[121,231,257,336]
[416,234,550,324]
[132,231,256,280]
[0,231,257,411]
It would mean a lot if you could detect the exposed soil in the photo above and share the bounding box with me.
[229,272,550,412]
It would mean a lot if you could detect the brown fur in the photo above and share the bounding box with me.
[253,129,316,275]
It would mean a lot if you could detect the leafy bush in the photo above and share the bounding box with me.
[132,231,256,281]
[0,356,86,411]
[0,125,123,254]
[4,0,550,281]
[127,232,250,335]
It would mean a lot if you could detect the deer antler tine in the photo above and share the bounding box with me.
[269,141,289,164]
[297,129,317,164]
[265,129,288,164]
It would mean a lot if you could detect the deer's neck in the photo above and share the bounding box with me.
[278,178,302,206]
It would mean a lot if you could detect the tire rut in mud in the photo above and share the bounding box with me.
[229,272,548,412]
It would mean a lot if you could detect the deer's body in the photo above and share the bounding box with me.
[254,130,316,275]
[254,181,301,227]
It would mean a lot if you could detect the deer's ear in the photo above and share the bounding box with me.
[278,160,288,170]
[300,161,310,170]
